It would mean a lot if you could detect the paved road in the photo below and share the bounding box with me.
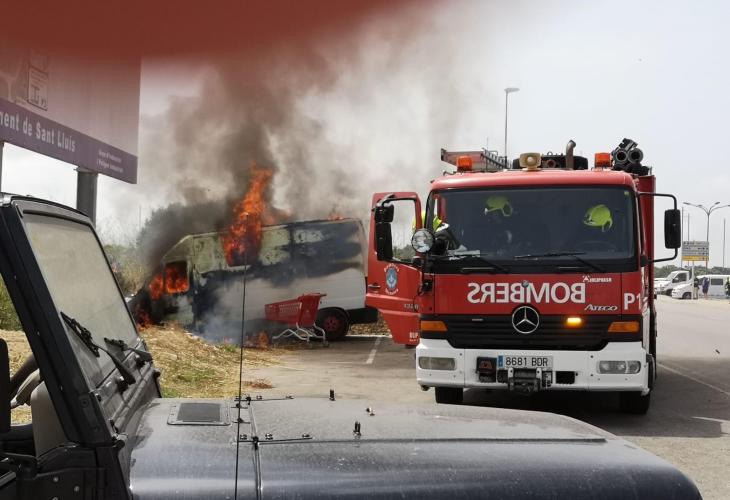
[249,296,729,499]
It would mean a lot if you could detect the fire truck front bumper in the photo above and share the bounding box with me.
[416,339,650,394]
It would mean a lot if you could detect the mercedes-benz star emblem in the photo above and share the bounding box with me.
[511,305,540,334]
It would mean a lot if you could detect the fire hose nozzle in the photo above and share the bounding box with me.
[613,149,629,164]
[628,148,643,164]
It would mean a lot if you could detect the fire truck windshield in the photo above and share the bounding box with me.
[426,186,637,273]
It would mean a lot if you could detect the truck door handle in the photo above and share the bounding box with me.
[368,283,381,290]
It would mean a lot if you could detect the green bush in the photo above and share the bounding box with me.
[0,279,21,331]
[104,244,148,296]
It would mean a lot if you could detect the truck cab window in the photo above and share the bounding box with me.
[428,187,636,273]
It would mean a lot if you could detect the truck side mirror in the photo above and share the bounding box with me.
[0,339,10,434]
[664,209,681,249]
[374,204,394,223]
[375,222,393,261]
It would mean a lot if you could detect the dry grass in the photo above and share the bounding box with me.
[2,329,33,423]
[349,313,391,336]
[139,324,279,398]
[1,325,282,423]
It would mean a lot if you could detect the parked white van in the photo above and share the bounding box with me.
[672,274,730,299]
[656,269,693,296]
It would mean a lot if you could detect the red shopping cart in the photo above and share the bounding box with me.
[265,293,328,346]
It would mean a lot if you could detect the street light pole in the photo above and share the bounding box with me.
[680,206,684,265]
[683,201,730,267]
[504,87,519,160]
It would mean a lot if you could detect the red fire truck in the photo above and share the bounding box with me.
[366,140,681,413]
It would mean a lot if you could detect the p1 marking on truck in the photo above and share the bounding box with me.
[366,139,681,414]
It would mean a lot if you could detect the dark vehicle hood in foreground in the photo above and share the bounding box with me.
[128,397,699,499]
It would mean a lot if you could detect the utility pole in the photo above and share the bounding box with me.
[504,87,519,160]
[723,218,726,269]
[680,206,684,265]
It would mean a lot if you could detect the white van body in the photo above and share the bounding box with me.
[656,269,692,296]
[670,282,694,300]
[672,274,730,299]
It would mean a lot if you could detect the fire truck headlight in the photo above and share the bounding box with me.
[411,229,434,253]
[626,361,642,374]
[597,360,642,374]
[418,356,456,371]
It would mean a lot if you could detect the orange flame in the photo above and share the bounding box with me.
[135,308,151,328]
[245,331,270,349]
[164,262,190,294]
[222,163,273,266]
[327,207,344,221]
[148,273,164,300]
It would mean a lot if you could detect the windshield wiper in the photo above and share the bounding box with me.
[435,254,510,274]
[60,312,136,386]
[513,252,606,273]
[104,338,153,364]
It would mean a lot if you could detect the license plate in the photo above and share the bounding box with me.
[498,355,553,369]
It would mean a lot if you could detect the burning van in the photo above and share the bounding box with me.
[132,218,377,341]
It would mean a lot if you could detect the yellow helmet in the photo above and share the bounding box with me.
[583,204,613,232]
[412,211,442,232]
[484,195,513,217]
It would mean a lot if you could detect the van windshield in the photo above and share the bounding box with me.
[426,186,637,273]
[24,214,139,387]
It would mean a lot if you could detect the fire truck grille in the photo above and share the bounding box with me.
[434,315,634,351]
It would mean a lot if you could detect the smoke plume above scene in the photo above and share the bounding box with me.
[123,1,488,267]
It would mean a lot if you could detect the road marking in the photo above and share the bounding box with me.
[366,337,382,365]
[658,362,730,398]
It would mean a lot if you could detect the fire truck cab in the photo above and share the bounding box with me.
[366,140,681,414]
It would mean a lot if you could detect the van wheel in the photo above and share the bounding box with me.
[682,292,691,300]
[316,309,349,341]
[434,387,463,405]
[619,391,651,414]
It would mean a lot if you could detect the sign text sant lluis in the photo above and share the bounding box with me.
[682,240,709,262]
[0,47,139,184]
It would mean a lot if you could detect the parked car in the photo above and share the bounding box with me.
[656,269,693,296]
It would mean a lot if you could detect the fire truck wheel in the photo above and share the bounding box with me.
[434,387,463,405]
[619,391,651,415]
[316,309,349,341]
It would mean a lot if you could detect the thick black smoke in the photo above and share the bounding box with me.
[134,1,472,268]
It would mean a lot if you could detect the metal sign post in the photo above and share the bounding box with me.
[76,168,98,225]
[0,141,4,192]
